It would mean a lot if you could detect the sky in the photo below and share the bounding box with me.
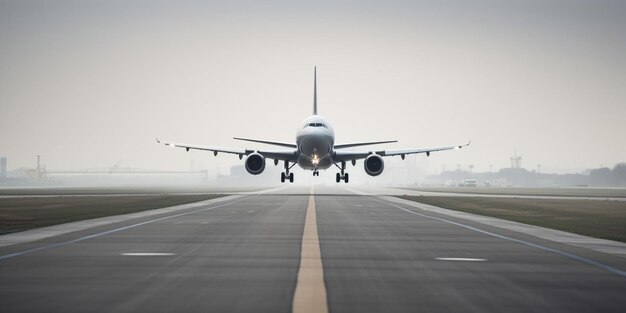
[1,0,625,179]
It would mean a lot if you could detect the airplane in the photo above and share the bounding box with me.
[157,67,470,183]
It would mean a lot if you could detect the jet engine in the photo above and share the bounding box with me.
[245,153,266,175]
[364,154,384,176]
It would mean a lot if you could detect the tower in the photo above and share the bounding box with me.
[510,149,522,169]
[0,157,6,180]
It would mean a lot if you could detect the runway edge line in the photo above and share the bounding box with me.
[369,196,626,278]
[0,198,247,261]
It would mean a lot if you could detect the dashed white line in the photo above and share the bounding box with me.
[121,253,175,256]
[436,257,486,262]
[368,196,626,278]
[0,198,247,261]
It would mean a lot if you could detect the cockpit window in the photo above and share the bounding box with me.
[305,122,328,128]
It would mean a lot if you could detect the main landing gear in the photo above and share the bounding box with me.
[281,172,294,183]
[334,161,349,183]
[281,160,295,183]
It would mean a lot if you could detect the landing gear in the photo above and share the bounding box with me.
[334,161,349,183]
[313,170,320,176]
[281,171,294,183]
[281,161,295,183]
[335,172,349,183]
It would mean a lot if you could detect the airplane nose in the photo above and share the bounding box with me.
[300,137,330,156]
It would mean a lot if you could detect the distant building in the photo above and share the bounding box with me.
[461,179,477,187]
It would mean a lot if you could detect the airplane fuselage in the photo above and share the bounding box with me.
[295,115,335,171]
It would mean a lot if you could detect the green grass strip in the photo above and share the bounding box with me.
[399,196,626,243]
[0,194,225,235]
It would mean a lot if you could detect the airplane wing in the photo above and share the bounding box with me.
[335,140,471,162]
[378,140,471,157]
[157,138,250,155]
[255,150,298,162]
[156,139,298,162]
[233,137,297,148]
[334,140,397,149]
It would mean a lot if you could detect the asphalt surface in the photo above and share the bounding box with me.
[1,186,625,313]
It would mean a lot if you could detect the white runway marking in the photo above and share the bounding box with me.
[0,198,247,261]
[370,196,626,278]
[436,257,486,262]
[121,253,175,256]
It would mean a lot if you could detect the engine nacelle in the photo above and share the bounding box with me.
[245,153,266,175]
[364,154,384,176]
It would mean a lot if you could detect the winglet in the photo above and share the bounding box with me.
[457,140,471,149]
[156,138,161,143]
[313,66,317,115]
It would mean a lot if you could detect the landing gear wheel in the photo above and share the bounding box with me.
[344,173,349,183]
[289,172,294,183]
[281,172,286,183]
[336,173,341,183]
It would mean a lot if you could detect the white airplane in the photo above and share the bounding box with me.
[157,68,470,183]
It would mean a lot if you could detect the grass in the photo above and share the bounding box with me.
[399,196,626,243]
[0,194,225,235]
[0,187,259,196]
[399,187,626,198]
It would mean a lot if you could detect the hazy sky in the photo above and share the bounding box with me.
[1,0,625,176]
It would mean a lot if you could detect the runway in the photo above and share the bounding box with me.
[1,186,625,313]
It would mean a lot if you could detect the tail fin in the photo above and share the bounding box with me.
[313,66,317,115]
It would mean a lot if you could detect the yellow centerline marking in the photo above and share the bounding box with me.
[292,193,328,313]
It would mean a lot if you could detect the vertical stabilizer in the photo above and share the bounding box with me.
[313,67,317,115]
